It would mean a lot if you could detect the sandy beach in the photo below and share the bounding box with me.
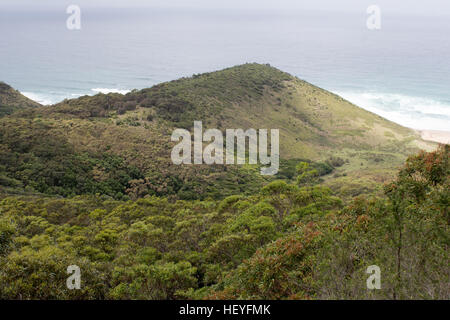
[419,130,450,144]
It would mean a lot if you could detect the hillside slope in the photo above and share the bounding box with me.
[0,64,436,199]
[0,82,41,116]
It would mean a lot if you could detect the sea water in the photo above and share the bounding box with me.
[1,5,449,131]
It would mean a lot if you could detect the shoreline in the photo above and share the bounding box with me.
[417,130,450,144]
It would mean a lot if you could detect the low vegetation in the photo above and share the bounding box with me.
[0,146,447,299]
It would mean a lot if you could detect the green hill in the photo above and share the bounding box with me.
[0,82,41,116]
[0,63,436,200]
[0,64,447,301]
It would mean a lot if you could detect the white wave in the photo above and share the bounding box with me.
[333,91,450,131]
[21,92,54,106]
[91,88,131,95]
[20,88,131,106]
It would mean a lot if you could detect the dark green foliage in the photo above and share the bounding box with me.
[0,147,447,300]
[0,120,144,199]
[311,161,334,176]
[0,104,16,117]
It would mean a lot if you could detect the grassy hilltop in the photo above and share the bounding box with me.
[0,64,435,200]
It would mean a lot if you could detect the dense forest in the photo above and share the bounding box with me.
[0,145,448,299]
[0,64,448,299]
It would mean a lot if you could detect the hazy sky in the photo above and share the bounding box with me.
[1,0,449,16]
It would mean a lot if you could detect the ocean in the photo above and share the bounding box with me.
[1,6,449,131]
